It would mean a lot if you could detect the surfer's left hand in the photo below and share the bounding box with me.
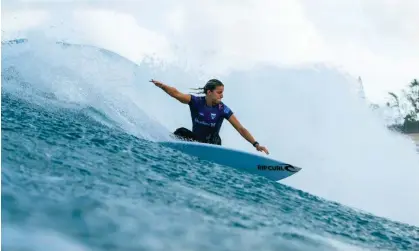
[256,144,269,155]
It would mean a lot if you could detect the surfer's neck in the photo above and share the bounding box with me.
[205,97,216,107]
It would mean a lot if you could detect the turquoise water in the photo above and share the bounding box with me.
[2,40,419,251]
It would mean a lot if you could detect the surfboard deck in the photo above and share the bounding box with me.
[159,140,301,181]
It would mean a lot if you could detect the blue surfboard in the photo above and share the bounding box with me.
[160,140,301,181]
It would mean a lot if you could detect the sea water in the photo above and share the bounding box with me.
[2,39,419,251]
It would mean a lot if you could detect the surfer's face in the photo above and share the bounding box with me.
[208,86,224,104]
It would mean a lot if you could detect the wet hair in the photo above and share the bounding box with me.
[190,79,224,95]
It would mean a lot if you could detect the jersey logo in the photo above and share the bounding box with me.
[211,113,216,120]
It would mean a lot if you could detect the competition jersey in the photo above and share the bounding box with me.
[188,95,233,142]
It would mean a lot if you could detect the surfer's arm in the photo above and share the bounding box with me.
[227,114,269,154]
[227,114,257,145]
[150,79,191,104]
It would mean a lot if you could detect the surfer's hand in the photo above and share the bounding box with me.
[256,144,269,155]
[150,79,163,88]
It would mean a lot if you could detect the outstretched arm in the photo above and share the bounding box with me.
[227,114,269,154]
[150,79,191,104]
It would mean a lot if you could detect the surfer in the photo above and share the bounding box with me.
[150,78,269,155]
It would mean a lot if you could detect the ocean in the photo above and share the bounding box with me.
[2,39,419,251]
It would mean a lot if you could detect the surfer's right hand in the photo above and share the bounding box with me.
[150,79,163,87]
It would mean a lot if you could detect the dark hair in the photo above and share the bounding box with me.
[190,79,224,95]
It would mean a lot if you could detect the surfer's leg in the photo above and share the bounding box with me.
[208,134,222,145]
[173,127,196,141]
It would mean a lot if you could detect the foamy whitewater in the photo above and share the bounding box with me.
[2,2,419,251]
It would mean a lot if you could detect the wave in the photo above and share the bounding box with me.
[2,38,419,227]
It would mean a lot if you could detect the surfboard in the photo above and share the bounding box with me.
[159,140,301,181]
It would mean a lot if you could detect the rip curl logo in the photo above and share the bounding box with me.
[257,164,298,172]
[194,118,216,127]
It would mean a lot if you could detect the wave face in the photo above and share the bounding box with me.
[1,23,419,251]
